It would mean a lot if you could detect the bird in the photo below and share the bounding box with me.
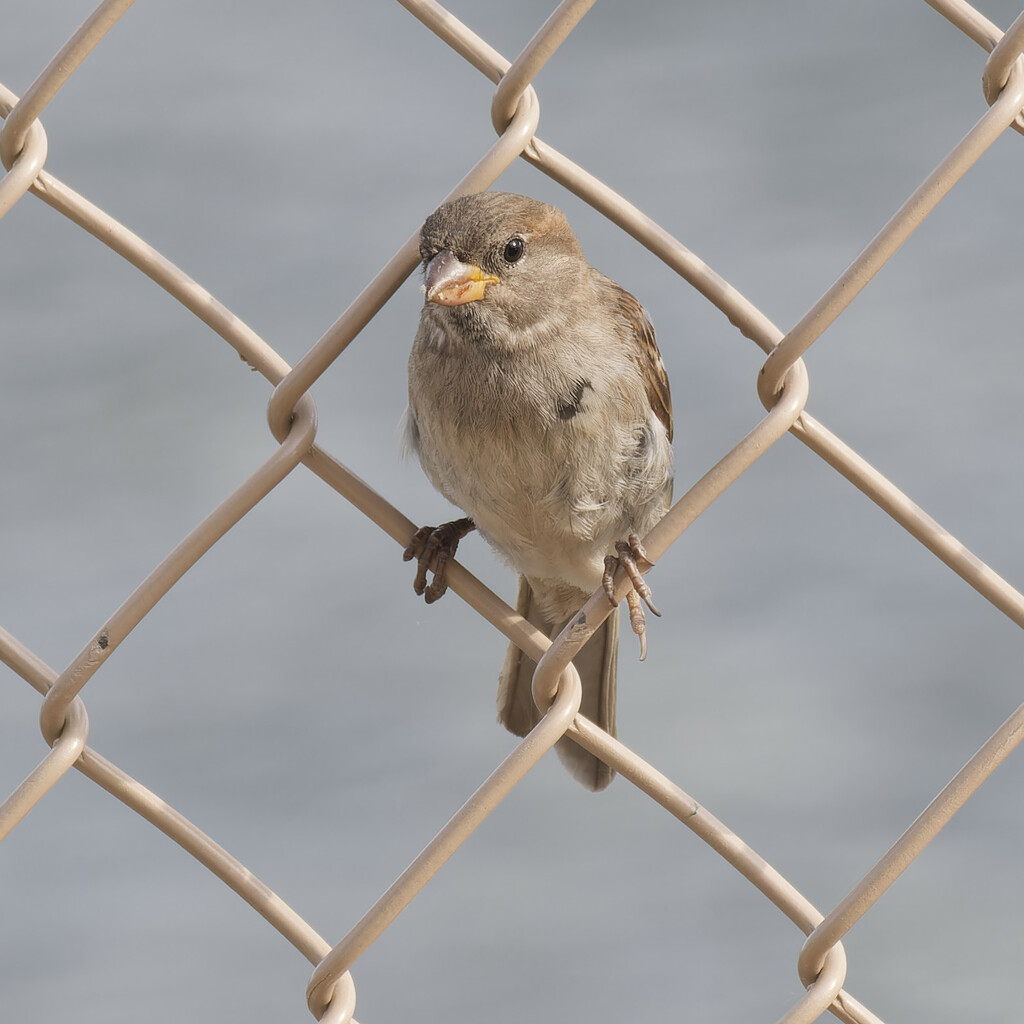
[402,191,673,791]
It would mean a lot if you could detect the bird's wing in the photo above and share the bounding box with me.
[610,282,673,442]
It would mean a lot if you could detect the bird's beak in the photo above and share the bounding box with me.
[424,249,499,306]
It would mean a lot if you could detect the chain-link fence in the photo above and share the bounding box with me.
[3,1,1024,1021]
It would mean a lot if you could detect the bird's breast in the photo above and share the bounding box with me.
[407,318,671,588]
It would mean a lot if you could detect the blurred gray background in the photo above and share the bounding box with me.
[2,1,1023,1021]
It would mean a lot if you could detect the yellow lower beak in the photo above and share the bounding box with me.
[425,250,499,306]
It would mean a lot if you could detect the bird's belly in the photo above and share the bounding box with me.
[418,426,624,590]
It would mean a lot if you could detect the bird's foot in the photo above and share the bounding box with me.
[603,532,660,661]
[403,517,475,604]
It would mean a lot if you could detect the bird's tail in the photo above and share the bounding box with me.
[497,575,618,791]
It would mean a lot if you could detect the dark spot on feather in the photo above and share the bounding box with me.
[626,427,652,477]
[556,378,590,421]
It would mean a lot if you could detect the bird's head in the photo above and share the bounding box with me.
[418,191,586,343]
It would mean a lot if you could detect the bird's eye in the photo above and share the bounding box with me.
[502,237,525,264]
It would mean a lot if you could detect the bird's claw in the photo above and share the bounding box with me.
[603,532,660,661]
[403,517,475,604]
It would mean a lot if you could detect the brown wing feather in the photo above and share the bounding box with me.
[612,285,673,442]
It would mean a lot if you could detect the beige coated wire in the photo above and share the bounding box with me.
[1,2,1024,1023]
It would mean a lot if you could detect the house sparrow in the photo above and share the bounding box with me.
[403,192,673,791]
